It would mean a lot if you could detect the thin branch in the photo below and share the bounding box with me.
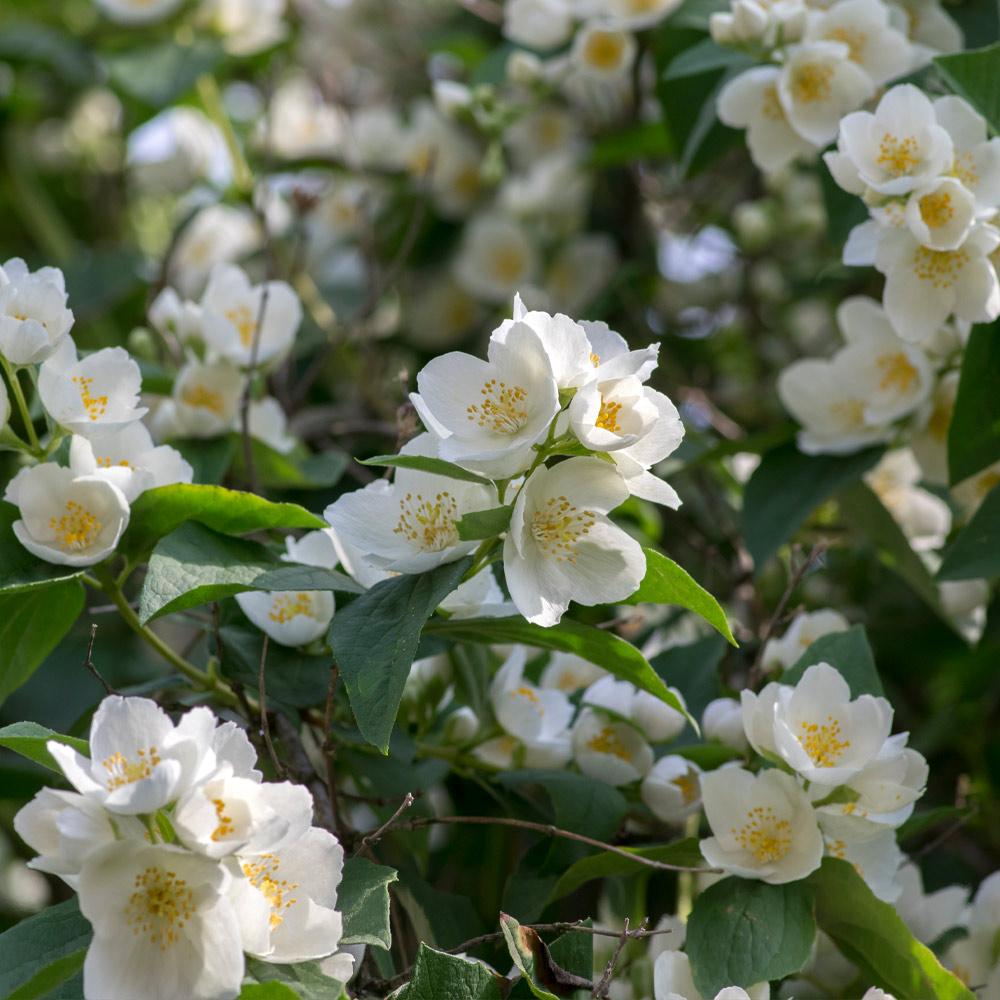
[593,917,643,999]
[321,664,343,836]
[82,624,116,695]
[239,287,270,495]
[257,635,284,778]
[355,792,415,856]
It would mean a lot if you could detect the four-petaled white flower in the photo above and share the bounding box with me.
[761,608,849,672]
[0,258,74,364]
[235,589,336,647]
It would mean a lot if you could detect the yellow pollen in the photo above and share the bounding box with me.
[13,311,28,321]
[590,352,601,367]
[556,671,580,692]
[790,62,834,104]
[394,491,459,551]
[798,715,851,767]
[125,866,195,951]
[210,798,235,842]
[454,166,482,200]
[530,495,596,563]
[825,26,867,61]
[587,726,633,762]
[224,305,258,348]
[831,397,867,430]
[513,685,540,704]
[913,245,968,289]
[919,190,955,229]
[927,397,952,442]
[877,352,919,394]
[761,84,785,121]
[582,30,626,72]
[72,375,108,422]
[49,500,101,551]
[466,378,529,435]
[268,592,315,624]
[672,773,699,805]
[490,246,527,284]
[241,854,299,929]
[101,747,161,790]
[952,151,979,188]
[732,805,792,864]
[876,133,919,177]
[827,837,847,859]
[97,456,131,469]
[595,397,623,433]
[624,0,658,10]
[181,383,225,415]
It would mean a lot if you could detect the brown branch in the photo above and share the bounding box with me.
[82,624,116,695]
[593,917,643,999]
[355,792,415,857]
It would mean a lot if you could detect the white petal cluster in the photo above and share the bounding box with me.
[14,695,350,1000]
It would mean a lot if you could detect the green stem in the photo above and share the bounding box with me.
[1,359,41,454]
[462,537,500,581]
[197,74,254,194]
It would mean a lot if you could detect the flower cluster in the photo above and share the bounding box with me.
[14,695,350,1000]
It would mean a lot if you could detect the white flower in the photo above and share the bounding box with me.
[912,369,957,486]
[92,0,183,24]
[0,258,74,364]
[68,424,193,503]
[836,733,928,825]
[438,568,515,619]
[454,216,539,304]
[324,434,499,573]
[777,42,874,148]
[701,697,748,751]
[875,223,1000,343]
[605,0,682,29]
[232,826,345,963]
[653,949,770,1000]
[761,608,849,672]
[933,95,1000,211]
[503,0,574,49]
[126,107,228,193]
[546,235,619,314]
[641,755,703,824]
[895,861,969,944]
[247,396,296,454]
[170,204,262,298]
[472,731,572,770]
[236,590,335,647]
[490,647,575,745]
[819,811,904,901]
[717,67,817,173]
[539,651,607,693]
[411,321,559,478]
[148,287,203,344]
[162,358,245,439]
[174,773,312,860]
[745,663,893,786]
[583,675,687,742]
[904,177,977,251]
[38,338,146,436]
[264,76,347,160]
[700,767,824,884]
[572,709,654,786]
[200,264,301,368]
[710,0,806,47]
[571,23,637,80]
[79,840,243,1000]
[4,463,129,567]
[0,375,8,431]
[864,448,951,551]
[503,457,645,627]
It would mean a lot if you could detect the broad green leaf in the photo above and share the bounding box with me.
[821,160,869,248]
[667,0,729,29]
[359,454,494,486]
[935,43,1000,133]
[650,634,727,719]
[947,323,1000,484]
[937,481,1000,581]
[173,436,239,485]
[425,616,693,727]
[662,37,755,79]
[105,39,224,106]
[456,505,513,541]
[330,559,473,752]
[837,482,944,616]
[120,483,324,561]
[550,839,704,901]
[0,722,89,771]
[742,443,884,569]
[0,503,83,594]
[500,914,589,1000]
[625,549,736,645]
[588,121,673,167]
[139,522,361,623]
[809,858,974,999]
[234,440,348,491]
[0,22,94,86]
[243,958,348,999]
[686,876,815,997]
[782,624,883,696]
[393,944,507,1000]
[397,877,487,952]
[0,580,85,705]
[0,899,91,999]
[239,985,302,1000]
[340,857,399,949]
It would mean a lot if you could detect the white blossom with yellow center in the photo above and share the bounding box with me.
[760,607,849,673]
[571,23,637,80]
[700,766,824,884]
[489,646,574,745]
[641,755,703,825]
[582,674,687,743]
[453,215,539,305]
[157,358,246,439]
[0,257,74,364]
[571,708,654,786]
[235,589,335,647]
[904,176,977,251]
[933,95,1000,211]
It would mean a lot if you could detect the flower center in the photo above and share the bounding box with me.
[913,245,968,288]
[530,495,596,562]
[210,798,236,842]
[513,685,540,704]
[790,62,833,104]
[877,352,919,394]
[181,383,225,414]
[672,773,699,805]
[268,592,316,623]
[877,133,919,177]
[224,305,258,348]
[490,246,527,284]
[825,26,867,61]
[733,805,792,864]
[595,397,623,433]
[798,715,851,767]
[50,500,102,551]
[583,31,626,72]
[952,151,979,188]
[587,726,633,761]
[394,491,459,551]
[918,190,955,230]
[97,456,132,468]
[466,379,529,435]
[125,865,195,951]
[101,747,161,790]
[831,397,867,430]
[761,84,785,121]
[242,854,299,929]
[72,375,108,422]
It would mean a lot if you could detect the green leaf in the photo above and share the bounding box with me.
[550,839,704,902]
[456,505,513,541]
[330,559,473,752]
[0,502,84,594]
[0,899,91,999]
[946,322,1000,484]
[105,38,224,106]
[782,624,883,697]
[500,914,591,1000]
[359,454,494,487]
[0,580,85,706]
[139,521,361,624]
[588,121,674,168]
[120,483,325,561]
[937,482,1000,581]
[809,857,975,999]
[172,436,239,486]
[742,443,884,569]
[650,634,727,720]
[239,985,302,1000]
[625,549,736,645]
[667,0,729,29]
[393,944,507,1000]
[340,857,399,949]
[935,43,1000,133]
[0,22,94,86]
[662,37,755,79]
[821,155,870,248]
[0,722,89,772]
[243,958,348,999]
[425,616,693,727]
[686,876,816,997]
[235,440,348,491]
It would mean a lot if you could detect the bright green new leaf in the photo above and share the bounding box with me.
[0,502,83,595]
[359,454,494,487]
[0,899,91,999]
[937,481,1000,581]
[0,722,89,772]
[238,984,302,1000]
[340,857,399,950]
[946,322,1000,485]
[782,624,884,697]
[456,505,513,541]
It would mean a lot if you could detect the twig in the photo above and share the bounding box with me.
[593,917,643,999]
[257,635,284,778]
[911,807,978,861]
[321,664,343,836]
[82,624,116,694]
[355,792,415,856]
